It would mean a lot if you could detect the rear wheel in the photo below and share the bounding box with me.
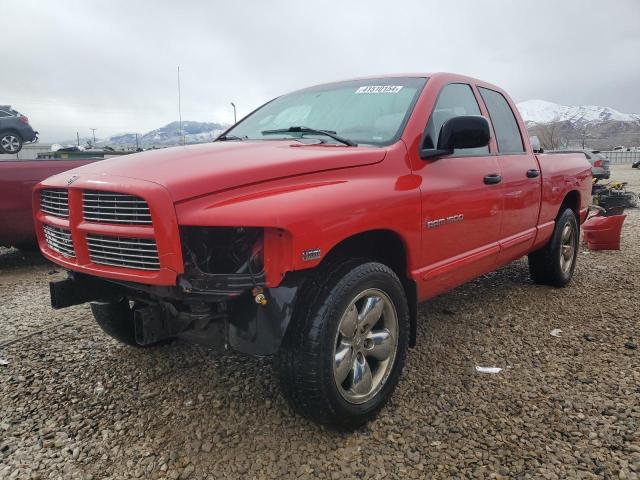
[528,208,579,287]
[277,260,410,429]
[0,132,23,154]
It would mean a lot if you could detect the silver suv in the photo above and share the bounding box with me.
[550,149,610,180]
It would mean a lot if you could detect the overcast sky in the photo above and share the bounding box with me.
[3,0,639,141]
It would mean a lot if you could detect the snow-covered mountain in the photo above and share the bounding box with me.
[99,121,229,148]
[56,121,230,149]
[517,100,640,150]
[516,99,640,125]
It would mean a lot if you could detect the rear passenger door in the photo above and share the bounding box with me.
[478,87,541,264]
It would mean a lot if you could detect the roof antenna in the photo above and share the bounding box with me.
[177,66,183,145]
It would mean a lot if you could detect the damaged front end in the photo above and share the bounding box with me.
[49,227,302,356]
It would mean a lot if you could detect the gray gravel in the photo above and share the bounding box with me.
[1,165,639,479]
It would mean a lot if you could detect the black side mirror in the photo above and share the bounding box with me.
[420,115,491,159]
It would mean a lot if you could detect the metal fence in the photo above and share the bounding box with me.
[0,143,53,161]
[600,151,640,165]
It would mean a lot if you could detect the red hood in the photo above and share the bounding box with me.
[64,141,386,202]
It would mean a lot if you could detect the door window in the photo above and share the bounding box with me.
[424,83,489,156]
[478,87,525,154]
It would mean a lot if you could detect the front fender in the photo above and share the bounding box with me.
[175,165,421,287]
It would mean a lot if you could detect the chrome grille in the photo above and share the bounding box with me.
[43,224,75,258]
[83,191,152,225]
[87,234,160,270]
[40,189,69,218]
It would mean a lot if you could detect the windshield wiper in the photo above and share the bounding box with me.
[261,126,357,147]
[216,134,246,141]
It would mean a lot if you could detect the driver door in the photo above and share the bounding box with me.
[414,83,503,297]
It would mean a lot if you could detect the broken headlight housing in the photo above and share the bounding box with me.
[179,227,265,295]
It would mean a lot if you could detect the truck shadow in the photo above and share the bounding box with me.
[0,246,51,271]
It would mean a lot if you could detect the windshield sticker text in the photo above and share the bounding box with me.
[355,85,403,94]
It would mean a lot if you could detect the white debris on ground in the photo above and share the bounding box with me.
[474,366,503,374]
[550,329,563,337]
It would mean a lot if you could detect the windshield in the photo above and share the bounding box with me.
[224,77,427,146]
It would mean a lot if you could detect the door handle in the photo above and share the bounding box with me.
[483,174,502,185]
[526,169,540,178]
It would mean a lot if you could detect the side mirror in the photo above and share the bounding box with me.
[530,136,543,153]
[420,115,491,159]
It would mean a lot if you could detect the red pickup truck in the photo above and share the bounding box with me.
[35,73,591,428]
[0,159,97,248]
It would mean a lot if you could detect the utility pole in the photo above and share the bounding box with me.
[177,66,183,145]
[76,132,80,146]
[581,124,589,149]
[135,133,139,150]
[230,102,237,124]
[89,128,97,145]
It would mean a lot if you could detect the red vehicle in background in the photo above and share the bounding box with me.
[0,159,97,248]
[34,73,591,428]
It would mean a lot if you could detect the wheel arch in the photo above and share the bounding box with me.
[318,229,418,347]
[558,190,580,221]
[0,128,23,138]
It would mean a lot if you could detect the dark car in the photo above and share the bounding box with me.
[0,105,39,154]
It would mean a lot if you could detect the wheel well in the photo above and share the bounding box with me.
[0,129,21,137]
[558,190,580,219]
[320,230,418,347]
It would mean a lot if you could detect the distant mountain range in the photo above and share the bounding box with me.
[517,100,640,125]
[58,121,230,149]
[516,100,640,150]
[57,100,640,151]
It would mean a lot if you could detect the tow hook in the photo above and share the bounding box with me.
[252,286,267,306]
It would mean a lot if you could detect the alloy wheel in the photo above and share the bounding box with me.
[559,222,576,273]
[1,135,20,153]
[333,288,398,404]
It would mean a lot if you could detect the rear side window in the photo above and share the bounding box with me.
[478,87,525,154]
[423,83,489,156]
[0,110,10,118]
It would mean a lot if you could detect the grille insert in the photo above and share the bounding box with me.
[43,224,75,258]
[83,191,152,225]
[87,234,160,270]
[40,189,69,218]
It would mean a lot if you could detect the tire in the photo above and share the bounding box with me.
[528,208,579,287]
[276,260,410,429]
[90,299,157,347]
[0,131,23,154]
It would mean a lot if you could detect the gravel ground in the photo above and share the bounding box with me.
[1,165,639,480]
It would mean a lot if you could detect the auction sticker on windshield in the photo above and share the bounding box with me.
[355,85,403,94]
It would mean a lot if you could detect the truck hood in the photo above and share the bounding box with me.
[67,141,386,202]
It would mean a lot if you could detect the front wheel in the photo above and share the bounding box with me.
[277,260,410,429]
[528,208,579,287]
[0,132,23,154]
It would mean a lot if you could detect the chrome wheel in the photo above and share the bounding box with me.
[1,135,20,153]
[559,222,576,273]
[333,288,398,404]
